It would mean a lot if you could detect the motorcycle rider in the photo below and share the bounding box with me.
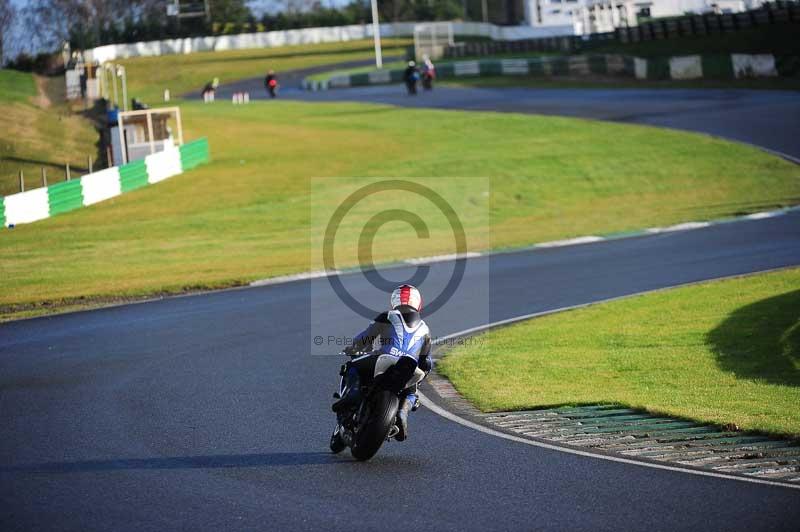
[332,284,432,441]
[265,70,278,98]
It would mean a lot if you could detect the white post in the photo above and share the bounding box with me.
[482,0,489,23]
[118,66,128,112]
[146,111,156,155]
[370,0,383,69]
[111,64,119,108]
[118,113,127,165]
[175,108,184,146]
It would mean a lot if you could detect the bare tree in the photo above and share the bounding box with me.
[24,0,164,51]
[0,0,15,65]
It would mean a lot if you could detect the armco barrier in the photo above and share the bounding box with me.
[304,52,785,90]
[1,138,210,229]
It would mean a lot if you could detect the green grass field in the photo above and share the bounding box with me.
[118,39,410,103]
[0,71,100,196]
[1,97,798,320]
[438,268,800,438]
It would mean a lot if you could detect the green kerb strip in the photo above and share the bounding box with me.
[180,138,210,171]
[479,60,502,76]
[435,64,454,78]
[588,55,608,75]
[0,198,5,227]
[647,57,671,80]
[47,179,84,216]
[349,73,369,86]
[701,54,734,79]
[550,57,569,76]
[119,160,149,193]
[527,58,546,76]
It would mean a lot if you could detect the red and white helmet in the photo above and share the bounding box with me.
[391,284,423,312]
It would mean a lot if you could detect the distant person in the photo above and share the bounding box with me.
[403,61,420,96]
[265,70,279,98]
[422,55,435,91]
[202,78,219,103]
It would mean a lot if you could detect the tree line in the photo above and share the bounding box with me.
[2,0,478,68]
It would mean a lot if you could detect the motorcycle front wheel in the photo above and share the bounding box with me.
[329,424,346,454]
[350,390,399,461]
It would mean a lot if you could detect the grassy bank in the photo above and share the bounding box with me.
[305,60,406,82]
[118,39,410,103]
[1,99,798,320]
[0,70,100,196]
[438,268,800,438]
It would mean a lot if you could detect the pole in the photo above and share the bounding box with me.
[370,0,383,69]
[482,0,489,23]
[66,163,71,181]
[41,167,47,187]
[111,64,119,108]
[118,113,127,165]
[146,111,156,155]
[119,66,128,112]
[175,108,184,146]
[19,170,24,192]
[88,155,93,173]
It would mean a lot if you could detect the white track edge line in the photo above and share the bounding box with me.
[433,265,798,345]
[417,391,800,491]
[248,206,793,287]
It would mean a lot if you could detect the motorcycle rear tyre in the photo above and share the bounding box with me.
[351,390,399,461]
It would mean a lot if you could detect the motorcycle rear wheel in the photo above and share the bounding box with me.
[351,390,399,461]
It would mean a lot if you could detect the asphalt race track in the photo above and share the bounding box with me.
[2,211,800,531]
[209,70,800,160]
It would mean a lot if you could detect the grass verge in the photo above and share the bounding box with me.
[438,268,800,438]
[1,99,798,321]
[118,39,410,103]
[305,60,406,82]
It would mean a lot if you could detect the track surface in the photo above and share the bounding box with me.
[211,72,800,159]
[2,211,800,531]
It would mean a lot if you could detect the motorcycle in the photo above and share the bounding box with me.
[330,351,426,461]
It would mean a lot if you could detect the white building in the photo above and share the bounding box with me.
[524,0,765,34]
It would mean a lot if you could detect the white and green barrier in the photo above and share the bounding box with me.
[302,53,787,90]
[634,53,782,80]
[1,138,210,228]
[302,55,635,90]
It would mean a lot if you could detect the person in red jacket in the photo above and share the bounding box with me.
[265,70,279,98]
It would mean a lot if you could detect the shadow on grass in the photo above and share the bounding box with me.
[1,452,339,474]
[707,289,800,386]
